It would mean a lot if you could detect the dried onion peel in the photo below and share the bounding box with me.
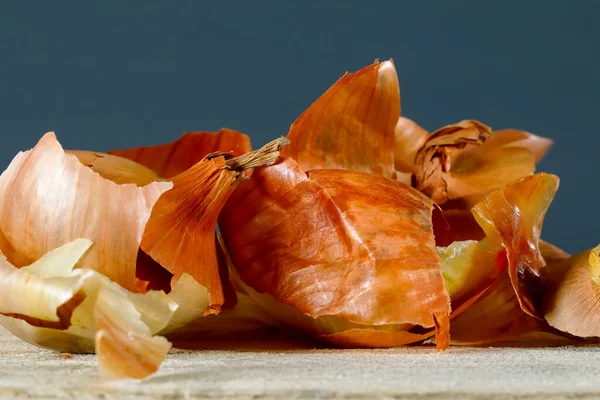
[413,120,553,207]
[542,246,600,338]
[0,132,172,292]
[0,238,183,379]
[0,131,287,378]
[442,173,573,345]
[219,157,450,350]
[282,60,399,180]
[108,128,252,179]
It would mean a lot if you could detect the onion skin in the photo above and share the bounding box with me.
[140,137,289,315]
[282,60,399,179]
[108,128,252,178]
[140,156,236,314]
[0,132,172,292]
[542,246,600,338]
[394,117,428,177]
[413,120,552,207]
[68,150,164,186]
[0,238,181,379]
[472,172,559,317]
[219,157,450,349]
[446,173,571,345]
[433,209,486,247]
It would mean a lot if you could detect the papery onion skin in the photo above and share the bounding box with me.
[472,172,559,317]
[486,129,553,163]
[140,137,290,315]
[0,132,173,292]
[0,239,179,379]
[224,251,440,348]
[394,117,428,176]
[438,239,497,309]
[140,156,235,314]
[282,60,399,179]
[0,239,94,332]
[68,150,164,186]
[449,266,546,345]
[413,121,552,207]
[108,128,252,178]
[433,209,486,247]
[219,157,450,349]
[446,173,566,345]
[95,285,172,380]
[542,246,600,338]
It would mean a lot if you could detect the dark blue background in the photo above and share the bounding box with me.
[1,1,598,253]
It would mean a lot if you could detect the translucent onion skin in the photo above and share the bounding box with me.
[445,173,574,345]
[108,128,252,178]
[543,246,600,338]
[0,132,173,292]
[139,156,237,314]
[394,117,428,182]
[282,60,400,180]
[0,239,179,379]
[472,172,559,317]
[68,150,164,186]
[219,157,450,350]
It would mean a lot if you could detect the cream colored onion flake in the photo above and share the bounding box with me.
[0,238,209,379]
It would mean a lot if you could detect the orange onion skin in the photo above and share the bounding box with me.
[218,157,450,348]
[109,129,252,178]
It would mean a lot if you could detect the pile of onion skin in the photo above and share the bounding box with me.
[0,59,598,379]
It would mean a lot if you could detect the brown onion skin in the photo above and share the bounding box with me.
[218,157,450,348]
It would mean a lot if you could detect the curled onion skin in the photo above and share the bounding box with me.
[414,120,552,207]
[108,128,252,178]
[445,173,572,345]
[219,157,450,349]
[140,137,289,315]
[542,246,600,338]
[140,156,236,314]
[472,172,559,317]
[0,132,173,292]
[282,60,399,179]
[0,239,179,379]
